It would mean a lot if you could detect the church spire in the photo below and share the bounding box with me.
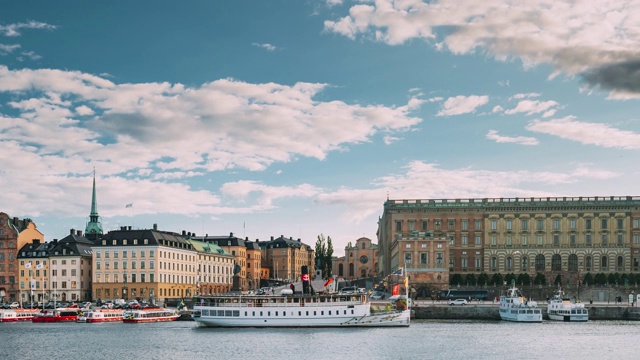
[85,168,103,241]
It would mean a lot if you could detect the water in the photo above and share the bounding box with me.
[2,320,640,360]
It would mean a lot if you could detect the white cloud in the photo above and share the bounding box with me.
[486,130,539,146]
[252,43,278,51]
[220,180,321,207]
[75,105,94,116]
[18,51,42,61]
[383,135,400,144]
[437,95,489,116]
[504,99,559,117]
[526,116,640,149]
[0,43,20,55]
[324,0,640,95]
[0,21,57,37]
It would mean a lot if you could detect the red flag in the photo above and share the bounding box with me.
[392,284,399,296]
[324,277,334,287]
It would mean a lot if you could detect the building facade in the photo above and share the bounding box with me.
[260,236,314,283]
[0,214,44,303]
[186,239,235,295]
[332,237,379,280]
[49,230,94,303]
[378,196,640,290]
[17,239,56,305]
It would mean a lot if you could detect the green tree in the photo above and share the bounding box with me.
[490,273,503,286]
[607,273,617,285]
[465,273,476,286]
[450,273,463,286]
[477,273,490,286]
[324,236,333,278]
[315,235,327,277]
[505,273,517,285]
[533,273,546,285]
[594,273,607,285]
[554,274,562,285]
[517,273,531,286]
[628,273,637,286]
[583,272,594,286]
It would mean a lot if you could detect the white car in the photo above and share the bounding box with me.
[448,298,468,306]
[8,302,20,309]
[369,292,384,300]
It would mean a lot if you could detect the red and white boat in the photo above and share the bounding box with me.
[32,308,80,323]
[122,307,180,323]
[77,309,125,323]
[0,309,41,322]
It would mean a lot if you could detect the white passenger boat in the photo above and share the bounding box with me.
[547,288,589,322]
[77,309,125,323]
[192,293,411,328]
[122,307,180,323]
[499,286,542,322]
[0,309,41,322]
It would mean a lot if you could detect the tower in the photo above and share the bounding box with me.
[85,169,103,241]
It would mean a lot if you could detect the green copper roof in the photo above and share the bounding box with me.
[85,170,103,236]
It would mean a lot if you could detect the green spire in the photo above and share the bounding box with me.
[85,169,103,240]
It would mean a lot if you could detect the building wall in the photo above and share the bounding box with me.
[379,196,640,289]
[246,247,261,290]
[332,237,378,280]
[197,252,234,295]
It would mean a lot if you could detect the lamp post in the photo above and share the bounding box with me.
[123,272,127,301]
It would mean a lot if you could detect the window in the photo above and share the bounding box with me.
[601,218,608,229]
[405,243,411,249]
[420,253,428,264]
[396,221,402,232]
[462,236,468,245]
[462,220,468,230]
[535,254,545,271]
[506,236,512,246]
[601,256,608,271]
[422,220,428,231]
[475,258,481,269]
[491,220,497,230]
[537,219,544,230]
[506,219,512,230]
[634,219,640,228]
[474,236,481,246]
[96,251,101,259]
[123,251,128,258]
[521,219,528,230]
[435,220,441,231]
[506,257,512,271]
[474,219,482,229]
[436,253,443,265]
[448,220,455,230]
[617,234,624,245]
[601,234,608,246]
[553,234,560,246]
[408,220,415,231]
[551,254,561,271]
[114,251,119,258]
[634,234,639,244]
[404,253,412,264]
[491,257,497,271]
[522,257,528,271]
[570,219,576,230]
[553,219,560,230]
[537,235,544,246]
[491,236,496,246]
[617,219,623,229]
[522,235,528,246]
[570,235,576,246]
[586,234,592,245]
[586,219,592,230]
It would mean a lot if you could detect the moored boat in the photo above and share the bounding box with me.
[78,308,125,323]
[32,308,80,323]
[192,292,411,328]
[547,288,589,322]
[122,307,180,323]
[0,309,41,322]
[499,285,542,322]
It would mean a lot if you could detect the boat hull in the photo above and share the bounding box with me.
[547,313,589,322]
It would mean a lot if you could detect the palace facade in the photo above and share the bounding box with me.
[378,196,640,289]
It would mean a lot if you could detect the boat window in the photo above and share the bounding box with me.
[351,310,354,314]
[321,311,324,315]
[244,311,247,316]
[233,311,239,317]
[314,311,317,316]
[306,311,309,316]
[260,311,263,316]
[268,312,271,316]
[298,311,301,316]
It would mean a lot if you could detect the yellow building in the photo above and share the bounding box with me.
[260,236,315,283]
[0,213,44,303]
[332,237,379,280]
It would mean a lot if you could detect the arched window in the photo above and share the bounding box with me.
[522,256,528,271]
[362,242,366,249]
[535,254,546,271]
[551,254,562,271]
[348,263,354,277]
[568,254,578,272]
[506,257,513,271]
[361,268,367,277]
[601,256,608,271]
[338,263,344,277]
[491,257,497,271]
[586,256,592,271]
[617,256,624,271]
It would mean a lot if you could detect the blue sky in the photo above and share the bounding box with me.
[1,0,639,255]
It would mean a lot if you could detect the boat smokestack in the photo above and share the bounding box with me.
[301,266,310,295]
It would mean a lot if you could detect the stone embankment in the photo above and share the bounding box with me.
[409,301,640,320]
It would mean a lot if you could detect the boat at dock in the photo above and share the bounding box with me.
[191,292,411,328]
[0,309,41,322]
[547,288,589,322]
[499,285,542,322]
[77,308,125,323]
[31,308,80,323]
[122,307,180,323]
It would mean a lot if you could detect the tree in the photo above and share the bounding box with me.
[477,273,490,286]
[490,273,503,286]
[533,273,546,285]
[314,235,327,278]
[324,236,333,278]
[465,273,476,286]
[583,272,594,286]
[450,273,463,286]
[628,273,637,286]
[504,273,517,285]
[517,273,531,286]
[554,274,562,286]
[607,273,617,285]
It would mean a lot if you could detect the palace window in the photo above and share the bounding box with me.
[617,218,623,229]
[448,220,455,230]
[462,220,468,230]
[420,253,428,264]
[568,254,578,272]
[570,219,576,230]
[462,236,468,245]
[537,219,544,230]
[491,236,496,246]
[553,219,560,230]
[601,218,608,229]
[491,220,497,230]
[521,219,528,230]
[586,219,592,230]
[522,235,528,246]
[506,219,512,230]
[474,219,482,230]
[422,220,428,231]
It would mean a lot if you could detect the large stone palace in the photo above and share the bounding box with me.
[378,196,640,290]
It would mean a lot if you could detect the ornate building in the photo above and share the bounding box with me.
[0,214,44,303]
[378,196,640,289]
[185,238,235,295]
[331,237,379,280]
[259,236,314,283]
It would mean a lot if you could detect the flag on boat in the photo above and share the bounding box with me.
[25,262,31,268]
[125,203,133,208]
[324,277,334,287]
[392,284,399,296]
[392,268,403,275]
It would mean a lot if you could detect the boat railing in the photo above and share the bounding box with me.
[198,300,363,308]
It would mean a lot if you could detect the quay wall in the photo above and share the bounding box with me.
[411,304,640,321]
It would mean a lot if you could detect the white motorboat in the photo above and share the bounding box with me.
[499,285,542,322]
[547,288,589,322]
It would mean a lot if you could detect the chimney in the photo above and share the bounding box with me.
[182,230,186,236]
[128,226,132,230]
[70,228,75,235]
[298,238,301,242]
[230,232,234,237]
[153,223,157,231]
[33,239,41,245]
[271,236,274,241]
[77,230,82,236]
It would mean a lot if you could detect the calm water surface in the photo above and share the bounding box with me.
[2,320,640,360]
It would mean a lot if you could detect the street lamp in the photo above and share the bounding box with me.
[123,272,127,301]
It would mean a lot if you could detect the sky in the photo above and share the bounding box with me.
[1,0,639,256]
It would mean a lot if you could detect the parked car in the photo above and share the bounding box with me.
[369,292,385,300]
[8,302,20,309]
[448,298,468,306]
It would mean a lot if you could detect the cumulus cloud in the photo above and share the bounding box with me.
[504,99,559,117]
[486,130,539,146]
[316,161,620,223]
[0,21,57,37]
[0,43,20,55]
[0,65,423,218]
[324,0,640,96]
[526,116,640,149]
[437,95,489,116]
